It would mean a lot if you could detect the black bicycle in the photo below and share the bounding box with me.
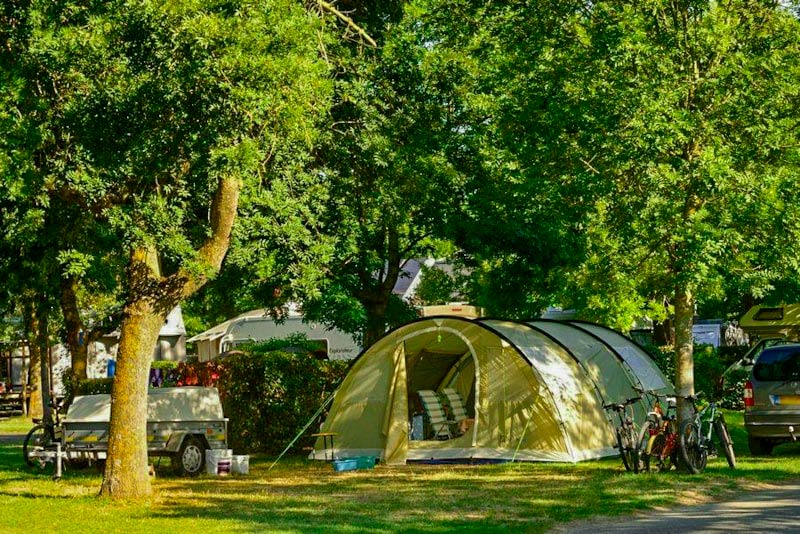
[604,396,642,473]
[679,392,736,474]
[23,399,63,470]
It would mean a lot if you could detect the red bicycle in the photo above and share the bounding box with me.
[637,392,678,472]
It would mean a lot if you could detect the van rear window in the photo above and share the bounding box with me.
[753,346,800,382]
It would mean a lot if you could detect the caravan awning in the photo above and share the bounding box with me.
[187,331,226,343]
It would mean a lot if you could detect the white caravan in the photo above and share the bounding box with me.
[187,309,361,362]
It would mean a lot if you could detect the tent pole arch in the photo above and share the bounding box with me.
[475,319,582,462]
[533,319,650,403]
[568,320,673,395]
[535,319,647,394]
[342,314,483,370]
[480,318,616,430]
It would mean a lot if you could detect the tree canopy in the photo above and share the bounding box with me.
[421,0,800,418]
[2,0,800,496]
[1,0,332,498]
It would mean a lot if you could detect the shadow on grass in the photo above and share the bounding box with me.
[139,458,710,534]
[1,418,799,534]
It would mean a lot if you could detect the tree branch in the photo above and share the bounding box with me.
[318,0,377,48]
[174,176,241,300]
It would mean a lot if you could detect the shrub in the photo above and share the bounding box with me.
[150,360,179,387]
[643,343,746,409]
[216,349,349,454]
[61,370,114,407]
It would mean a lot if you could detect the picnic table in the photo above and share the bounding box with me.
[0,388,30,417]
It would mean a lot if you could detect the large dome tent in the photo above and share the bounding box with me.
[312,316,673,465]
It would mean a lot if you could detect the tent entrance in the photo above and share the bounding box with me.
[406,343,476,443]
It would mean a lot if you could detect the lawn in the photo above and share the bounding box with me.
[1,411,799,533]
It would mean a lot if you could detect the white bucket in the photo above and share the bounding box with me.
[205,449,233,476]
[232,455,249,475]
[207,449,233,459]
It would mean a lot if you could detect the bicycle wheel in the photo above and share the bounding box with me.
[637,419,657,472]
[23,424,53,468]
[616,427,639,473]
[645,432,663,471]
[625,425,640,474]
[714,416,736,469]
[679,420,707,474]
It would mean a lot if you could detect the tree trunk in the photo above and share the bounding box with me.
[99,290,164,498]
[23,300,44,420]
[363,299,390,349]
[61,276,88,380]
[652,319,674,346]
[37,307,52,423]
[100,176,240,499]
[674,285,695,425]
[360,227,402,348]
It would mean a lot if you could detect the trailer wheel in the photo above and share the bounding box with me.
[174,435,205,477]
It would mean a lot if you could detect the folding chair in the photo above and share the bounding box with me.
[417,390,452,440]
[441,388,468,422]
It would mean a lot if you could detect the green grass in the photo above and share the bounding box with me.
[0,415,36,434]
[1,412,799,533]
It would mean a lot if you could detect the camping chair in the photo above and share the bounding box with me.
[441,388,468,421]
[417,390,452,440]
[441,388,473,436]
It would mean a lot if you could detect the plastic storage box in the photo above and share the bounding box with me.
[356,456,376,469]
[332,456,376,472]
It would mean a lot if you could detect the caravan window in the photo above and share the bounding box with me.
[754,307,784,321]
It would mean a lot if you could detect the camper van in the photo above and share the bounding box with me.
[187,310,361,362]
[740,304,800,342]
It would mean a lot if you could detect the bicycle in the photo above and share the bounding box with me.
[23,399,66,478]
[636,390,679,472]
[603,395,642,473]
[679,392,736,474]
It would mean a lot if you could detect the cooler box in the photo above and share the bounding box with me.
[332,456,376,472]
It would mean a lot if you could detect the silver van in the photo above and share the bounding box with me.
[745,343,800,455]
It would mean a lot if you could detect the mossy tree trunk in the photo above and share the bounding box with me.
[23,299,51,421]
[99,248,163,498]
[99,177,239,499]
[674,285,695,425]
[60,276,88,381]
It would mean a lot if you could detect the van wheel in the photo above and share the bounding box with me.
[174,436,205,476]
[748,435,774,456]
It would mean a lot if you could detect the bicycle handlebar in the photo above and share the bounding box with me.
[603,396,641,411]
[633,386,673,399]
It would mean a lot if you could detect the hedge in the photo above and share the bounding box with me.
[644,344,749,409]
[215,348,349,454]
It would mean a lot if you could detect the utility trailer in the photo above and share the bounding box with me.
[27,387,228,477]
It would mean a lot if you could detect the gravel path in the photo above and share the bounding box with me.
[553,483,800,534]
[0,433,24,444]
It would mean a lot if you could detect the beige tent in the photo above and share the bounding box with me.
[312,317,673,465]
